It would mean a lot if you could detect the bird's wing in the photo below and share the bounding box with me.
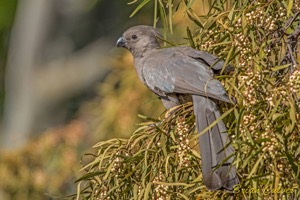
[176,46,234,73]
[142,48,230,102]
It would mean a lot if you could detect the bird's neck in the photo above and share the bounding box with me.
[134,55,148,86]
[132,42,160,58]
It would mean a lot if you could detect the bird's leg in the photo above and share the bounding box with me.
[161,95,181,110]
[147,95,181,128]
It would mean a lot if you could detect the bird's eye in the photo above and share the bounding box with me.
[131,35,137,40]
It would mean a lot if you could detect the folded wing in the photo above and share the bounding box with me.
[142,48,230,103]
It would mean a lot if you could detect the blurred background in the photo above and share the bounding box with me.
[0,0,201,199]
[0,0,159,199]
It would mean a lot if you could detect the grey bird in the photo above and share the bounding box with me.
[116,25,239,191]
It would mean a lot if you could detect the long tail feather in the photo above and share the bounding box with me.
[192,95,239,191]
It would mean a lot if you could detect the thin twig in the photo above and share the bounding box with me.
[282,16,300,72]
[284,11,300,30]
[287,21,300,68]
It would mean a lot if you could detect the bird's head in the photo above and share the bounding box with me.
[116,25,162,57]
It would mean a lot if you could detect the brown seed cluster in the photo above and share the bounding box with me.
[176,117,191,167]
[268,158,294,188]
[240,113,256,134]
[261,125,279,160]
[241,113,281,160]
[246,8,278,30]
[239,71,263,105]
[110,151,124,175]
[233,5,287,67]
[296,1,300,11]
[288,68,300,94]
[265,68,300,109]
[233,33,252,67]
[235,6,284,30]
[153,171,169,200]
[199,29,226,51]
[95,185,109,200]
[265,89,280,109]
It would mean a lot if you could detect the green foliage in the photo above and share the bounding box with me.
[76,104,239,199]
[76,0,300,199]
[191,1,300,198]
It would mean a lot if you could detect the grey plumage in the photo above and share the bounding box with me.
[193,95,237,190]
[116,25,239,191]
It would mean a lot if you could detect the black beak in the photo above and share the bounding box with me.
[116,36,126,48]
